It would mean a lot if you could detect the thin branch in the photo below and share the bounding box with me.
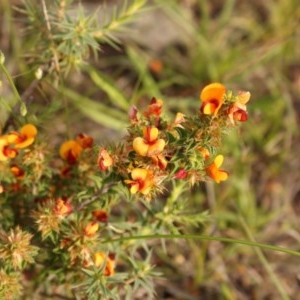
[76,182,118,212]
[39,292,73,300]
[41,0,52,33]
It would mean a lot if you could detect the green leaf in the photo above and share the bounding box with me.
[165,131,177,144]
[174,126,187,139]
[63,88,128,130]
[87,67,130,111]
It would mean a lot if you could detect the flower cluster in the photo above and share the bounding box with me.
[0,82,250,298]
[114,83,250,197]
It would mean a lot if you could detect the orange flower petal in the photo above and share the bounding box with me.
[14,137,35,149]
[20,124,37,138]
[200,83,226,102]
[198,147,210,159]
[215,170,228,183]
[94,252,115,276]
[92,210,108,223]
[200,83,226,115]
[206,155,228,183]
[59,140,82,163]
[53,198,72,215]
[152,154,168,170]
[143,98,163,117]
[84,221,99,237]
[10,165,25,179]
[76,133,93,149]
[6,124,37,149]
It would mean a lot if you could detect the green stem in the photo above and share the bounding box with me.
[239,214,290,300]
[0,52,27,116]
[103,233,300,258]
[166,181,187,207]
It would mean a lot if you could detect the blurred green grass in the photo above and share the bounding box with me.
[1,0,300,298]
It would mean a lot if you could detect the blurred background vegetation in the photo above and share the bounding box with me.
[1,0,300,299]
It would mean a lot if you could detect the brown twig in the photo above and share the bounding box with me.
[76,182,118,212]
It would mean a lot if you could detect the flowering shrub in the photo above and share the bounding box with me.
[0,77,251,298]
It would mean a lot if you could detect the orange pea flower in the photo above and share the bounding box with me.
[0,138,18,161]
[7,124,37,149]
[148,58,163,74]
[84,221,99,237]
[228,91,251,124]
[92,210,108,223]
[133,127,165,157]
[93,252,115,276]
[124,168,154,195]
[75,133,93,149]
[152,154,168,170]
[200,83,226,116]
[198,147,210,160]
[97,148,113,171]
[206,155,228,183]
[53,198,72,216]
[59,140,82,164]
[143,97,163,118]
[10,164,25,179]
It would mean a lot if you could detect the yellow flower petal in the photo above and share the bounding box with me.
[131,168,148,181]
[133,137,149,156]
[0,138,9,161]
[143,127,159,143]
[214,155,224,168]
[147,139,165,156]
[202,101,218,115]
[130,183,140,194]
[237,91,251,105]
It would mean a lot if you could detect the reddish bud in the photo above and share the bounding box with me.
[92,210,108,223]
[174,169,188,179]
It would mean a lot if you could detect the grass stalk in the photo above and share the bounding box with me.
[103,233,300,259]
[238,213,290,300]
